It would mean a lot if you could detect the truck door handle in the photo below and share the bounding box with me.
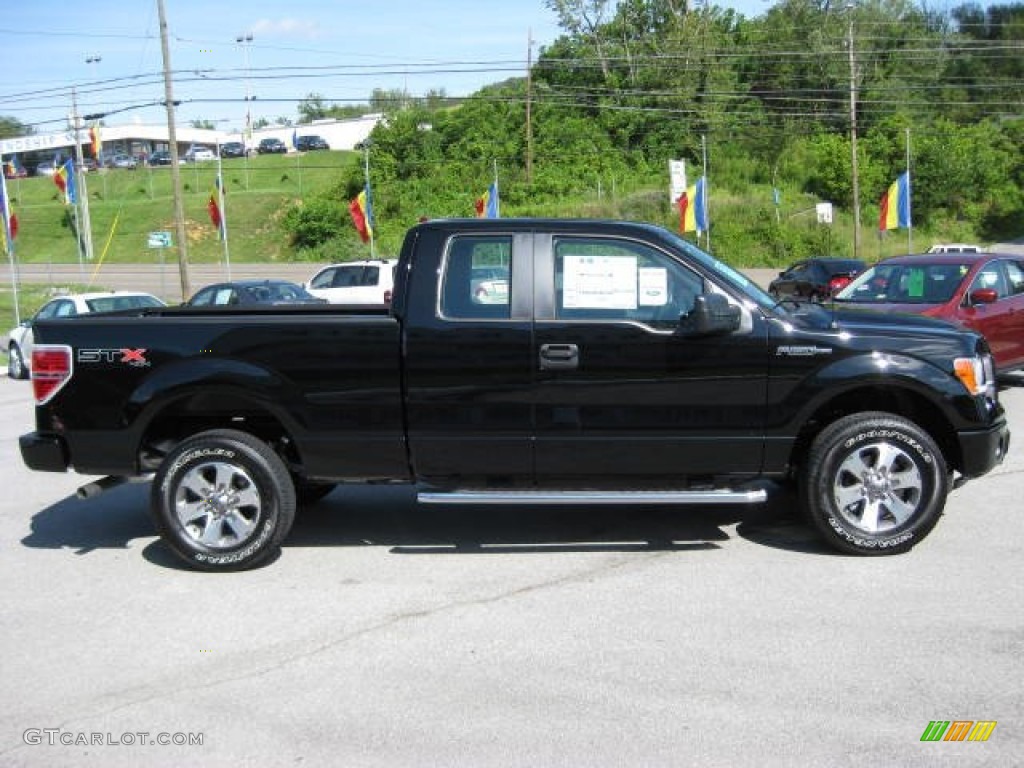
[539,343,579,370]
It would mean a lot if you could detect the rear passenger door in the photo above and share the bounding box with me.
[402,233,535,486]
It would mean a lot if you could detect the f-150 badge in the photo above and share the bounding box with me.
[776,345,833,357]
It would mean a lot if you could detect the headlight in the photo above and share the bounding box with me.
[953,355,996,399]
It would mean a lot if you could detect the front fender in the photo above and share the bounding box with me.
[769,350,981,436]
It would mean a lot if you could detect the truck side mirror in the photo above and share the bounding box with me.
[679,293,741,336]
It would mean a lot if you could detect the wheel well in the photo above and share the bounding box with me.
[788,385,960,479]
[138,391,302,473]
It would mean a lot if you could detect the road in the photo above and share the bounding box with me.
[0,373,1021,767]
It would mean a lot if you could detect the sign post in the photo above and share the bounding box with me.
[148,231,173,300]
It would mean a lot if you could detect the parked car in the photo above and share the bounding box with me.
[294,135,329,151]
[219,141,247,159]
[186,280,327,307]
[471,265,510,305]
[257,137,287,155]
[32,158,60,176]
[768,257,866,301]
[305,260,398,307]
[184,146,216,162]
[4,161,27,179]
[834,252,1024,372]
[105,153,138,169]
[147,150,172,166]
[19,219,1011,569]
[7,291,165,379]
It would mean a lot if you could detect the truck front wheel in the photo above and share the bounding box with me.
[800,412,948,555]
[151,429,296,571]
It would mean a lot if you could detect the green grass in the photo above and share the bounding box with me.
[5,151,356,266]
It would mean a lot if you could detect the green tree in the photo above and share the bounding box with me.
[0,116,31,139]
[297,93,328,124]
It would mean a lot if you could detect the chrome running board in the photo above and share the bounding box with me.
[417,488,767,506]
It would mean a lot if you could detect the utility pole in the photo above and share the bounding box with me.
[847,2,861,260]
[157,0,190,300]
[525,29,534,186]
[70,88,95,264]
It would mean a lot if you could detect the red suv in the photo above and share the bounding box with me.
[834,252,1024,372]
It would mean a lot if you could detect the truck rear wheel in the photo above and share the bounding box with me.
[151,429,296,571]
[800,412,948,555]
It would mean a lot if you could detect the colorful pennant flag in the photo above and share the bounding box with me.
[474,182,500,219]
[678,177,708,234]
[879,172,911,231]
[0,177,17,250]
[348,186,374,243]
[53,159,76,205]
[89,123,102,159]
[207,189,223,236]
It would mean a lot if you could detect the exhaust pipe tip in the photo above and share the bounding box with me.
[76,476,129,499]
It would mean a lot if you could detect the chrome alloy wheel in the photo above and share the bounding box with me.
[832,441,924,534]
[175,461,262,549]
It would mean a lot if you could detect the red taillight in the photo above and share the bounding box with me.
[829,276,852,294]
[383,289,392,306]
[31,345,73,404]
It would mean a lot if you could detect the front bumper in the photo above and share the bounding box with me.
[957,419,1010,478]
[20,432,70,473]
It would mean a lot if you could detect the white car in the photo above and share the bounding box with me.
[184,146,216,162]
[7,291,165,379]
[305,259,398,308]
[471,265,510,305]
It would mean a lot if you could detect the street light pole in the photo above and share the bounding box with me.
[236,33,253,190]
[235,34,253,142]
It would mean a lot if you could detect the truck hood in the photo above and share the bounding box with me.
[825,305,983,357]
[828,304,954,333]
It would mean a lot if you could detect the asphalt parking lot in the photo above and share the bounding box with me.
[0,372,1021,767]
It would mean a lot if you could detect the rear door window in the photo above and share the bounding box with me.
[440,237,512,320]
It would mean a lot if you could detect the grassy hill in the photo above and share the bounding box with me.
[5,151,355,267]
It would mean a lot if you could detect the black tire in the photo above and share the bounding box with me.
[8,344,28,380]
[800,412,948,555]
[293,478,337,506]
[150,429,296,571]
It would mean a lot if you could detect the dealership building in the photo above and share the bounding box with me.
[0,114,381,171]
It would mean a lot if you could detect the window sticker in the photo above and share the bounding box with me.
[563,254,638,309]
[907,269,924,298]
[638,267,669,306]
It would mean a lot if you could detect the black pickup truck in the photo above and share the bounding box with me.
[20,219,1010,569]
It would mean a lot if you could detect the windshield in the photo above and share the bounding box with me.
[660,230,778,312]
[836,261,970,304]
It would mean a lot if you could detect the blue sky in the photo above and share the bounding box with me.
[0,0,771,136]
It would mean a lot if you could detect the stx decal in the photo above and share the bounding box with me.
[77,348,150,367]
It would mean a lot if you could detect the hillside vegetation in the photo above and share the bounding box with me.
[3,0,1023,285]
